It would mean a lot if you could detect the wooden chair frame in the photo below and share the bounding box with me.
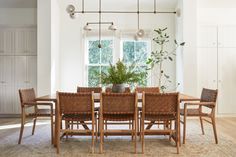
[18,88,54,145]
[99,92,138,154]
[141,92,180,154]
[56,92,96,154]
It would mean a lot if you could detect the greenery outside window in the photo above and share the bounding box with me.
[87,39,113,87]
[122,40,150,86]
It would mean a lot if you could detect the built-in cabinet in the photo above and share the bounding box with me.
[197,25,236,114]
[0,27,37,114]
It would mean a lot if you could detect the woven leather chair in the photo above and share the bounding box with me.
[77,86,102,93]
[99,92,138,153]
[105,87,131,93]
[18,88,54,144]
[56,92,96,154]
[135,87,160,93]
[141,92,180,154]
[76,86,101,137]
[135,87,160,135]
[180,88,218,144]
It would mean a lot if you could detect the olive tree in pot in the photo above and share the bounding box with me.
[146,28,185,92]
[100,60,146,93]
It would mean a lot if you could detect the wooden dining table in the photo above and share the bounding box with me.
[36,92,199,147]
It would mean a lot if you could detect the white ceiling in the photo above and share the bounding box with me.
[0,0,37,8]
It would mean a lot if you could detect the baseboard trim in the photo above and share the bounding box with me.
[216,114,236,117]
[0,114,21,118]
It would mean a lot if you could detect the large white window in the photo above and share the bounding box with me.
[87,39,113,87]
[121,40,150,86]
[86,37,150,87]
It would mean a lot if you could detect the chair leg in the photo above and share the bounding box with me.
[56,116,61,154]
[211,116,218,144]
[183,113,187,144]
[65,120,68,140]
[50,115,54,144]
[200,116,205,135]
[95,117,98,142]
[105,120,107,137]
[18,110,25,144]
[99,118,104,154]
[134,119,137,154]
[131,120,134,140]
[141,117,144,154]
[32,117,37,135]
[92,122,95,154]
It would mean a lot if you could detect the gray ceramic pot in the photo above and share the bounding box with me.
[112,84,125,93]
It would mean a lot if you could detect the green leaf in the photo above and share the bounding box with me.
[168,57,173,61]
[180,42,185,46]
[174,39,178,45]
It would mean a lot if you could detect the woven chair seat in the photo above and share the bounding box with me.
[180,109,209,116]
[103,113,134,121]
[62,113,97,121]
[143,113,176,121]
[28,109,55,117]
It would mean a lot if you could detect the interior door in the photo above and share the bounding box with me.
[218,48,236,114]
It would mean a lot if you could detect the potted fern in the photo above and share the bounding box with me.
[100,60,146,93]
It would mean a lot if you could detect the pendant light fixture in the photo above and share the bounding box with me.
[66,0,177,48]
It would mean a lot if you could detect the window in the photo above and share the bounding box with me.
[86,37,150,87]
[122,40,150,86]
[87,39,113,87]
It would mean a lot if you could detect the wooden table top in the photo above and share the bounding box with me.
[36,93,199,102]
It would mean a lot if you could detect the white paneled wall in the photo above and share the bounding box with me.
[0,27,37,114]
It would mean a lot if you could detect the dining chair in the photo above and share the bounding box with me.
[141,92,180,154]
[135,86,160,93]
[105,87,131,93]
[76,86,101,138]
[18,88,54,144]
[180,88,218,144]
[99,92,138,153]
[56,92,96,154]
[77,86,102,93]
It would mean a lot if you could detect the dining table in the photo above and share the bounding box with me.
[36,92,200,147]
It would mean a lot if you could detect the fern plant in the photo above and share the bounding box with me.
[100,60,146,85]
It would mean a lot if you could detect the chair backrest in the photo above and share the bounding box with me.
[200,88,218,103]
[105,87,131,93]
[57,92,94,114]
[101,93,136,114]
[77,86,102,93]
[19,88,36,106]
[144,92,179,115]
[135,87,160,93]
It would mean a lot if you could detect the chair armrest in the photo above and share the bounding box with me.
[184,102,215,108]
[23,102,53,107]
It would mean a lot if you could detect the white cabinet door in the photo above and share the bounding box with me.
[218,48,236,114]
[26,56,37,90]
[218,26,236,48]
[197,47,218,95]
[198,26,218,48]
[0,56,14,114]
[0,29,15,55]
[15,28,37,55]
[14,56,27,113]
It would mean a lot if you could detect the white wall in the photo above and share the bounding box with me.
[0,8,36,26]
[51,0,61,94]
[37,0,51,96]
[58,0,177,92]
[175,0,198,96]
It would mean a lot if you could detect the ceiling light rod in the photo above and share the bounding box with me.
[73,11,176,14]
[86,22,114,25]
